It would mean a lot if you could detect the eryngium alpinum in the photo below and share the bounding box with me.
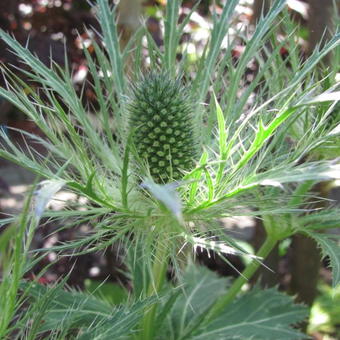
[128,73,198,183]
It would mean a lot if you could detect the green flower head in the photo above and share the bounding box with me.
[128,72,198,182]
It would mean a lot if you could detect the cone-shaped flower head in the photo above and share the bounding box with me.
[128,72,198,183]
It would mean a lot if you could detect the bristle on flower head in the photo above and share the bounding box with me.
[128,72,198,183]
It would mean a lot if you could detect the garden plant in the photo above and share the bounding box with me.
[0,0,339,339]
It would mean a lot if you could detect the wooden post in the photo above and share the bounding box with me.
[252,0,272,24]
[117,0,144,50]
[307,0,333,56]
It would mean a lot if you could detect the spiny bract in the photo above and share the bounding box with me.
[128,72,198,183]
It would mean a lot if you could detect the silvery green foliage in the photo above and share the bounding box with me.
[128,73,198,182]
[18,281,153,340]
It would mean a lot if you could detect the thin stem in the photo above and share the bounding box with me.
[203,235,278,324]
[288,180,315,208]
[139,234,169,340]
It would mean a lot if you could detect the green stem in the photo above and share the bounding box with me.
[139,235,169,340]
[203,235,278,323]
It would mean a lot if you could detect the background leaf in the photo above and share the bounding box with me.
[193,288,308,340]
[162,264,228,339]
[305,231,340,287]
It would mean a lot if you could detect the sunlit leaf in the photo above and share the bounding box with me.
[34,179,66,219]
[141,178,183,223]
[304,91,340,104]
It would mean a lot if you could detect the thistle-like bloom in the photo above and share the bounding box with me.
[128,72,198,182]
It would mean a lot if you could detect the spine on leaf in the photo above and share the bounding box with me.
[128,72,198,183]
